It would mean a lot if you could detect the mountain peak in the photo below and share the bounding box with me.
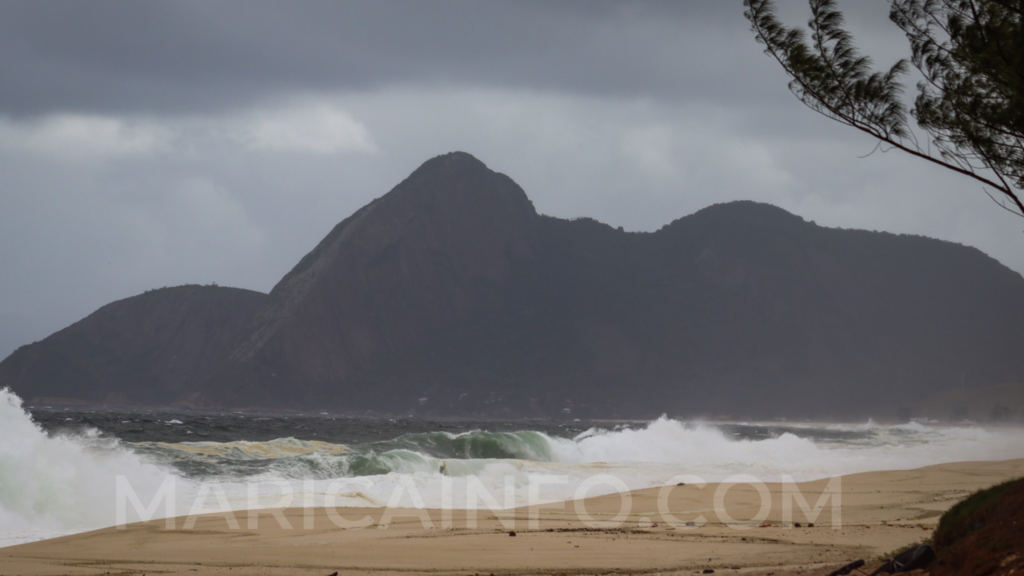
[698,200,803,220]
[0,285,266,406]
[656,200,807,238]
[197,151,542,406]
[401,152,495,186]
[392,152,533,212]
[416,151,487,171]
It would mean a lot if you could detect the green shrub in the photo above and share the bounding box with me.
[933,477,1024,550]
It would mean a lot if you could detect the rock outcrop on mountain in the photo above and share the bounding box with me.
[187,152,1024,419]
[0,285,266,405]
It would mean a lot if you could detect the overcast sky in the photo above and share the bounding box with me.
[1,0,1021,360]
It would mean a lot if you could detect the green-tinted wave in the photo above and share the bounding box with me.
[375,430,556,461]
[127,430,556,480]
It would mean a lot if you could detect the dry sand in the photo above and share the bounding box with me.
[3,459,1022,576]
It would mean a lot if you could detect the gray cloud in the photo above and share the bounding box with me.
[0,1,811,116]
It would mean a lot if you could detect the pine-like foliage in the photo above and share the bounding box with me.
[744,0,1024,217]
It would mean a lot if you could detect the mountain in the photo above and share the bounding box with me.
[186,152,1024,419]
[0,285,267,406]
[187,151,541,409]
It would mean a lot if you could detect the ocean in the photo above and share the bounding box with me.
[3,387,1024,547]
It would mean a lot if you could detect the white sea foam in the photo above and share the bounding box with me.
[552,417,1024,480]
[201,417,1024,514]
[4,390,1024,548]
[0,389,190,547]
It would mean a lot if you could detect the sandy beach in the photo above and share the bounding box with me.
[2,458,1022,576]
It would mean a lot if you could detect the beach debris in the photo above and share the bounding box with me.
[703,569,715,574]
[794,522,802,528]
[826,559,864,576]
[508,530,516,537]
[869,544,936,575]
[808,523,815,527]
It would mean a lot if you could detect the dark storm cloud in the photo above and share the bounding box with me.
[0,0,811,116]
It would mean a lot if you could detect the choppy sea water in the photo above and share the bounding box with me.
[3,387,1024,547]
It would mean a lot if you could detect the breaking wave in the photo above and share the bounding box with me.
[4,387,1024,549]
[0,389,189,546]
[118,415,1024,486]
[126,416,1024,481]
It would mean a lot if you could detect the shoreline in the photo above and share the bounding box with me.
[3,458,1023,576]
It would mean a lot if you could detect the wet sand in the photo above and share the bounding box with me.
[3,459,1022,576]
